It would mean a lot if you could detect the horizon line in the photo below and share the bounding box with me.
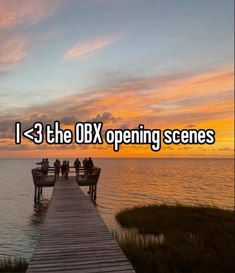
[0,157,233,160]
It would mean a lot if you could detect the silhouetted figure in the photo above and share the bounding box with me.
[74,158,81,175]
[36,158,45,165]
[65,161,70,179]
[41,158,49,175]
[87,157,94,175]
[87,157,94,194]
[83,158,87,167]
[83,158,88,175]
[54,159,61,179]
[61,161,67,179]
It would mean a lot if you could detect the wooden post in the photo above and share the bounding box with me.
[37,186,40,201]
[91,185,94,200]
[94,185,97,200]
[34,186,37,202]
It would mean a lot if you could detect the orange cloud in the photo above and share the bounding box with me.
[0,0,64,29]
[0,66,233,157]
[64,37,118,60]
[146,66,233,104]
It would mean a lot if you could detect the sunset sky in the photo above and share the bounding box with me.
[0,0,234,158]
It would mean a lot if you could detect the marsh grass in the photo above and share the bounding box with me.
[0,258,28,272]
[113,228,164,247]
[115,204,235,273]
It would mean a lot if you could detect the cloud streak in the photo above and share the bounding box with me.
[0,66,233,157]
[0,36,28,65]
[64,37,118,60]
[1,66,233,126]
[0,0,65,67]
[0,0,65,30]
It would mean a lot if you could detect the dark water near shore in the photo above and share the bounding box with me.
[0,158,233,260]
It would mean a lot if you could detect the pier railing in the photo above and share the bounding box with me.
[32,166,101,202]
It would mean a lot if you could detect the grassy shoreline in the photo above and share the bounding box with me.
[115,204,235,273]
[1,204,234,273]
[0,258,28,273]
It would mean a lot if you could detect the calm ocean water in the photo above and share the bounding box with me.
[0,158,233,260]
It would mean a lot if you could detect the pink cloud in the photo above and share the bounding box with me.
[0,36,28,65]
[0,0,65,65]
[0,0,64,30]
[64,37,117,60]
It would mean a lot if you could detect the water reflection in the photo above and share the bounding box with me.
[30,199,49,226]
[0,158,233,260]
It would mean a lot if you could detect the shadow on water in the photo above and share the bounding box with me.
[30,198,50,226]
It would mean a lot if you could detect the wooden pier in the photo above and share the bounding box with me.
[27,177,135,273]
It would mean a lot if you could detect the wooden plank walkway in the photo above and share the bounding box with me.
[27,177,135,273]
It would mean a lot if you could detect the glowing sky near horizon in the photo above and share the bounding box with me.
[0,0,234,158]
